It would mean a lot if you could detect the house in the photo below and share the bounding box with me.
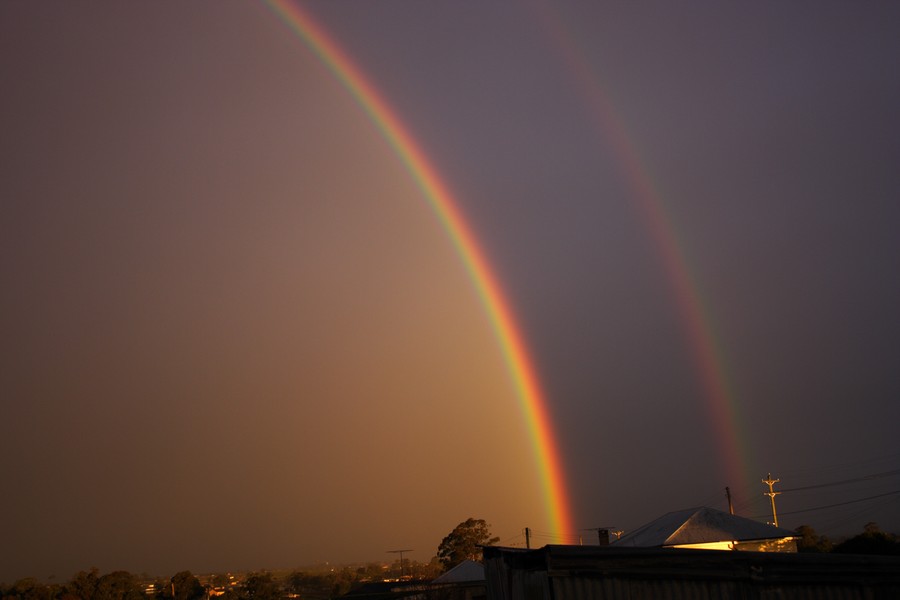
[483,544,900,600]
[431,560,484,584]
[429,560,486,600]
[613,506,798,551]
[339,561,485,600]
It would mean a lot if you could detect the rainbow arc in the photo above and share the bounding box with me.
[536,5,754,499]
[265,0,575,537]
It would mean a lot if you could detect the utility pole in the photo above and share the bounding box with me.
[725,486,734,515]
[762,473,781,527]
[387,549,413,579]
[525,527,531,549]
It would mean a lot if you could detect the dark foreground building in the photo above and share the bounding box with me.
[483,545,900,599]
[340,561,486,600]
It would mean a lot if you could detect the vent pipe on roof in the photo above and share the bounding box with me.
[597,528,610,546]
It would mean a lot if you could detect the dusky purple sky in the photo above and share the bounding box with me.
[2,0,899,583]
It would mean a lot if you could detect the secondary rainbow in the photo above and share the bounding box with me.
[536,7,756,501]
[264,0,575,537]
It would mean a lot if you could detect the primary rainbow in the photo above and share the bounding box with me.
[264,0,575,537]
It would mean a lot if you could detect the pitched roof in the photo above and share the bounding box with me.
[431,559,485,583]
[614,507,795,547]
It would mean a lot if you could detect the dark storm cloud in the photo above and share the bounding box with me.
[1,0,898,583]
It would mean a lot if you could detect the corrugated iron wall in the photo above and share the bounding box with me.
[548,570,891,600]
[484,545,900,600]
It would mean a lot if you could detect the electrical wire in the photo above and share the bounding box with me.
[780,469,900,493]
[751,489,900,520]
[815,494,900,534]
[526,529,583,545]
[496,531,526,547]
[778,451,900,479]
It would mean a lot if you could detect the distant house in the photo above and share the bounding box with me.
[431,560,484,585]
[613,506,798,552]
[429,560,485,600]
[340,579,431,600]
[339,561,485,600]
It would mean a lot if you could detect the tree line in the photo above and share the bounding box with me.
[0,566,434,600]
[4,518,897,600]
[1,516,499,600]
[795,522,900,554]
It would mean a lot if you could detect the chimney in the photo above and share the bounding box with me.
[597,528,610,546]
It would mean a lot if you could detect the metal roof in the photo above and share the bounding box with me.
[483,545,900,600]
[431,560,485,583]
[614,506,795,547]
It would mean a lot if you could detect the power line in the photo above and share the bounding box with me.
[778,451,900,478]
[751,489,900,519]
[732,492,770,515]
[526,529,582,544]
[816,494,900,533]
[497,531,526,546]
[780,469,900,493]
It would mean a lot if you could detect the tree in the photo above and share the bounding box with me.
[148,580,169,600]
[240,572,280,600]
[170,572,204,600]
[64,569,100,600]
[794,525,832,553]
[93,572,143,600]
[4,578,50,600]
[833,522,900,556]
[436,518,500,570]
[284,571,332,600]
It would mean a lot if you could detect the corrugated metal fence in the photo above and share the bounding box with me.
[484,545,900,600]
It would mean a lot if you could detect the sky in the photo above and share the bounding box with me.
[2,0,899,583]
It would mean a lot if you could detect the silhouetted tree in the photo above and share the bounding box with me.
[436,518,500,570]
[164,571,206,600]
[351,564,385,582]
[794,525,832,553]
[148,580,168,600]
[3,578,49,600]
[328,569,354,598]
[93,572,143,600]
[833,522,900,556]
[290,570,345,600]
[64,570,100,600]
[240,573,279,600]
[400,559,441,581]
